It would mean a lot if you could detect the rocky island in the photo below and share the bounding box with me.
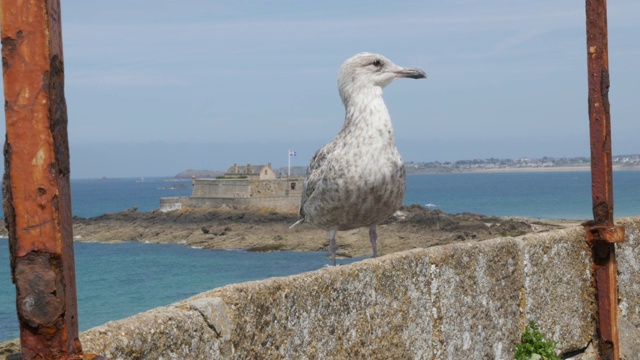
[59,205,579,259]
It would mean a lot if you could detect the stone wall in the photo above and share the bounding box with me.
[62,218,640,358]
[249,179,302,198]
[159,195,300,213]
[617,217,640,357]
[191,179,252,198]
[158,196,186,212]
[4,218,638,359]
[190,178,303,199]
[165,178,303,212]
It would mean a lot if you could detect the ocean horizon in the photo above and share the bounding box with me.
[1,170,639,342]
[18,169,640,220]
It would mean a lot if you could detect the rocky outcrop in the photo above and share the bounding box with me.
[68,205,569,258]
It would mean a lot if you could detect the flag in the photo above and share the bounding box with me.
[289,150,297,157]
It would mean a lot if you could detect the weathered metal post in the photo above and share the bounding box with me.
[1,1,100,359]
[584,0,625,359]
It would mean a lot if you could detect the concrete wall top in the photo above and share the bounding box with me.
[616,218,640,357]
[4,218,638,359]
[2,218,640,359]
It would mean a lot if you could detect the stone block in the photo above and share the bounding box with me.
[423,238,522,359]
[520,227,595,352]
[80,304,224,359]
[616,217,640,359]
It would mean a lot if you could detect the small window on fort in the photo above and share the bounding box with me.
[290,182,296,190]
[264,170,267,175]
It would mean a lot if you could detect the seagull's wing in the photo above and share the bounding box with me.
[300,143,334,217]
[290,145,331,228]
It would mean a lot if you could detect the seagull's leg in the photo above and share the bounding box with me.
[369,225,378,258]
[329,229,337,266]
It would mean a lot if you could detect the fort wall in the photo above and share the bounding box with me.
[161,177,304,212]
[191,179,252,198]
[160,195,301,213]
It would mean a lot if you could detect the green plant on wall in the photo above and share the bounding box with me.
[514,321,560,360]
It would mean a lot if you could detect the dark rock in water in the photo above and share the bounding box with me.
[247,243,286,252]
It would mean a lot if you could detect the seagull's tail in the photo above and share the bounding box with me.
[289,218,305,229]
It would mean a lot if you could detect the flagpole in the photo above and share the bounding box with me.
[288,150,291,177]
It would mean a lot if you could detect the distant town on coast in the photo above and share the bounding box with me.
[173,154,640,179]
[404,154,640,174]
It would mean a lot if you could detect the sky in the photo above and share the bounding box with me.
[1,1,639,179]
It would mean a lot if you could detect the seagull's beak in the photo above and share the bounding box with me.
[394,67,427,79]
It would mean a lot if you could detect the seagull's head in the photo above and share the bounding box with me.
[338,52,426,104]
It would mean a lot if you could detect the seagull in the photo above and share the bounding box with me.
[291,52,427,265]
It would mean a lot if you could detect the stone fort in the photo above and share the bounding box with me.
[160,163,303,212]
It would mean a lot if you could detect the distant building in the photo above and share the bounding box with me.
[224,163,277,180]
[160,163,303,212]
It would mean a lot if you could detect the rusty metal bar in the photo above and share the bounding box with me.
[1,1,101,359]
[584,0,625,359]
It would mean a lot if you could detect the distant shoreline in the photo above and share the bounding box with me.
[172,166,640,180]
[406,165,640,175]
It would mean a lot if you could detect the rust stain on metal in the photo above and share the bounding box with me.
[584,0,624,359]
[15,252,66,329]
[1,0,100,359]
[586,0,613,226]
[586,225,625,245]
[586,233,622,360]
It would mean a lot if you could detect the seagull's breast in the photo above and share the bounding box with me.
[303,99,406,230]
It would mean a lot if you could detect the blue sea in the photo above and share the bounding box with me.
[1,171,639,342]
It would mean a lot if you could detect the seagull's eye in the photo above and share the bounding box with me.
[371,59,382,67]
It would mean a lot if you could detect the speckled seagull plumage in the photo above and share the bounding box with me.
[292,52,427,265]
